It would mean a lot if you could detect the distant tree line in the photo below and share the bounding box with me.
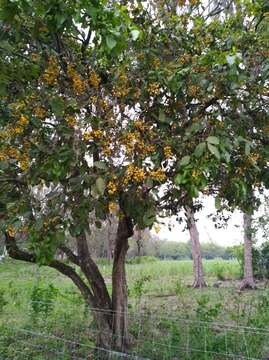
[127,237,234,260]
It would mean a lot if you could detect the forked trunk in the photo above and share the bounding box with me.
[240,213,256,290]
[186,206,206,288]
[112,216,133,351]
[92,309,114,359]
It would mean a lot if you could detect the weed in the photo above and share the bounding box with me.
[0,289,7,313]
[30,283,58,318]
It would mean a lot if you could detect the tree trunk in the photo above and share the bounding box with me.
[107,221,113,261]
[136,229,142,257]
[185,206,206,288]
[112,216,133,351]
[240,213,256,290]
[5,218,134,356]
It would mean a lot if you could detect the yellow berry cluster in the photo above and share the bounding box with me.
[123,164,146,184]
[2,115,30,139]
[31,53,39,62]
[19,153,30,171]
[133,88,141,99]
[164,146,173,159]
[83,129,103,141]
[121,132,139,154]
[0,145,30,171]
[6,225,16,237]
[178,54,191,65]
[189,0,199,5]
[147,82,161,96]
[44,216,59,229]
[99,99,110,112]
[108,202,118,213]
[188,85,200,97]
[0,151,6,161]
[102,137,112,156]
[90,95,98,104]
[107,181,117,195]
[34,106,46,119]
[112,74,130,97]
[89,71,101,88]
[18,115,29,126]
[248,153,259,164]
[152,58,161,69]
[67,64,86,94]
[7,147,20,159]
[65,115,77,128]
[138,143,156,156]
[149,168,166,182]
[43,57,60,85]
[191,169,199,179]
[133,120,148,132]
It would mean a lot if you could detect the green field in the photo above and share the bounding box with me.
[1,258,269,359]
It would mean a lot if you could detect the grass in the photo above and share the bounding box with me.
[0,258,269,359]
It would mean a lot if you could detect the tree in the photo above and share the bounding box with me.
[0,0,143,354]
[1,0,268,355]
[240,212,256,289]
[185,205,206,288]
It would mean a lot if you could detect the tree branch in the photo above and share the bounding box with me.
[59,245,80,266]
[5,233,95,304]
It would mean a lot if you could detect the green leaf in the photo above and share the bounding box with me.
[142,209,156,227]
[174,174,185,185]
[215,197,221,210]
[94,161,108,170]
[207,136,219,145]
[194,142,206,158]
[49,97,65,117]
[188,185,199,198]
[208,143,220,159]
[106,36,117,49]
[158,109,166,122]
[245,143,251,156]
[179,156,190,167]
[222,150,230,163]
[130,29,140,41]
[0,40,13,52]
[0,83,7,96]
[96,177,106,195]
[69,224,83,237]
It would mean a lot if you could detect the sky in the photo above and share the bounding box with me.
[154,196,245,246]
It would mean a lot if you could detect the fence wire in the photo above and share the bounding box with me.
[1,299,269,360]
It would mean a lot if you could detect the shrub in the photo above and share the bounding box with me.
[30,283,58,317]
[232,243,269,279]
[127,256,158,265]
[0,289,7,313]
[132,275,151,302]
[213,263,226,281]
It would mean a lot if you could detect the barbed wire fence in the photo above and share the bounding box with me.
[1,298,269,360]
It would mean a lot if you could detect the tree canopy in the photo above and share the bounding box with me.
[0,0,269,353]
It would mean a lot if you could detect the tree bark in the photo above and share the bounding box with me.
[240,213,256,290]
[76,232,112,311]
[112,215,133,351]
[136,229,142,257]
[107,220,114,261]
[185,206,207,288]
